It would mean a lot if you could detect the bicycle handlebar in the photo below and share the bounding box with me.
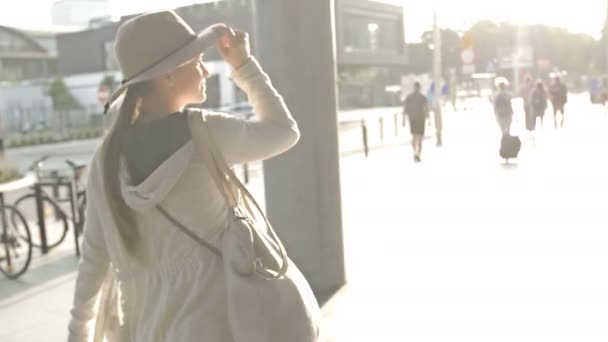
[27,155,50,172]
[65,159,86,172]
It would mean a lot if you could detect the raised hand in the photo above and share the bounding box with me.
[214,24,251,70]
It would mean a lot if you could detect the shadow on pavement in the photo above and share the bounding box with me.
[499,161,519,170]
[0,253,77,308]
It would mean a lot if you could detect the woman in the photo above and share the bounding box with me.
[68,10,300,341]
[548,76,568,128]
[530,80,548,131]
[493,81,513,135]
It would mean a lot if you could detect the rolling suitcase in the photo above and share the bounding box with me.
[499,134,521,161]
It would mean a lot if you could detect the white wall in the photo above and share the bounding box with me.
[0,83,53,133]
[0,71,114,134]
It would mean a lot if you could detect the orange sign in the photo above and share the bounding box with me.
[461,32,474,49]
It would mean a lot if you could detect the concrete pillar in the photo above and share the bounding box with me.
[254,0,345,302]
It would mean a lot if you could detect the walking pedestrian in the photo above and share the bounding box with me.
[548,76,568,128]
[601,76,608,108]
[520,75,534,132]
[530,80,548,131]
[403,82,429,162]
[493,80,513,135]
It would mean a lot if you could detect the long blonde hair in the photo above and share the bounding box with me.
[102,82,151,256]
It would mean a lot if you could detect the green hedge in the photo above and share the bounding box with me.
[7,128,104,148]
[68,127,104,141]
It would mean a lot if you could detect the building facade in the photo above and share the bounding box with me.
[0,26,60,81]
[56,0,407,109]
[335,0,408,107]
[336,0,407,66]
[56,0,256,111]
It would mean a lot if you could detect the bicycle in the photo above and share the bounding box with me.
[65,159,87,232]
[0,177,34,279]
[13,156,87,255]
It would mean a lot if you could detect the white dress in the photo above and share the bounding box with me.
[68,57,300,342]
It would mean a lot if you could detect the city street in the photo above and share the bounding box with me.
[322,94,608,341]
[1,0,607,340]
[1,108,407,173]
[2,94,608,341]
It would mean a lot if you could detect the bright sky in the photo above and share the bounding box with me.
[388,0,607,41]
[0,0,207,29]
[0,0,606,41]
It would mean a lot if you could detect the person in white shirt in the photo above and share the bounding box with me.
[68,10,300,342]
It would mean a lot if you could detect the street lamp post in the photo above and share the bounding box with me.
[433,11,443,146]
[605,0,608,72]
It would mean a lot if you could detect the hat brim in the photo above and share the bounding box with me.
[105,23,222,112]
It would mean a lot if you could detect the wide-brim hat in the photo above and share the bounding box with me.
[105,10,222,113]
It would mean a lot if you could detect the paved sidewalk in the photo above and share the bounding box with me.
[0,245,78,341]
[318,97,608,341]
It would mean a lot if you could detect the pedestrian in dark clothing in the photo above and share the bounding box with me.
[520,76,534,131]
[403,82,428,162]
[493,81,513,135]
[548,76,568,128]
[530,81,548,131]
[601,77,608,106]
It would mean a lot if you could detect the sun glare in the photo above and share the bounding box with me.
[381,0,604,40]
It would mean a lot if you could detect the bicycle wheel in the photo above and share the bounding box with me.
[0,205,33,279]
[13,193,69,250]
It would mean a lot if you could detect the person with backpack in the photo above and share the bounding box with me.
[548,76,568,128]
[67,11,309,341]
[493,81,513,135]
[530,80,548,131]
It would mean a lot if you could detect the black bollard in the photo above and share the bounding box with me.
[361,120,369,157]
[243,163,249,184]
[394,113,399,137]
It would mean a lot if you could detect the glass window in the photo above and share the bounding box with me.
[343,13,401,55]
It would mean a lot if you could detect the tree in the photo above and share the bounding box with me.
[419,21,600,75]
[99,74,117,94]
[47,79,81,112]
[47,79,81,138]
[420,28,462,76]
[467,21,598,74]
